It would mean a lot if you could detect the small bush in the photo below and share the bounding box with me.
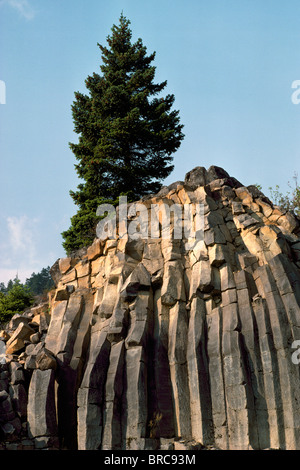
[269,172,300,217]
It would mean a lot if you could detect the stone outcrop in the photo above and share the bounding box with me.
[1,165,300,450]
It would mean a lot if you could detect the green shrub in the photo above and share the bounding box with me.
[0,280,34,324]
[269,172,300,217]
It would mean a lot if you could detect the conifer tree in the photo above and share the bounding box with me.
[0,279,34,324]
[25,267,54,295]
[62,14,184,253]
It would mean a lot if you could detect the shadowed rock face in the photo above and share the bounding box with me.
[1,165,300,450]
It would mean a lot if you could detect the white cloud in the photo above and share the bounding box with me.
[7,215,38,260]
[0,215,40,284]
[0,0,35,20]
[0,214,63,285]
[0,268,34,284]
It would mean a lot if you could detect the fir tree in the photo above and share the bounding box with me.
[25,266,54,295]
[0,280,34,324]
[62,14,184,254]
[0,283,7,294]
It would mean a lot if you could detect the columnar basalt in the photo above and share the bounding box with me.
[1,165,300,450]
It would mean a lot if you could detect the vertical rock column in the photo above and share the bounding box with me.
[152,290,175,438]
[252,295,284,449]
[77,326,111,450]
[168,301,191,439]
[27,369,58,449]
[160,238,191,440]
[207,307,228,449]
[222,299,257,450]
[101,340,125,449]
[233,270,261,449]
[187,297,213,445]
[254,261,300,449]
[45,288,94,449]
[113,263,151,449]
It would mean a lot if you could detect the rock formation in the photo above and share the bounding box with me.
[1,165,300,450]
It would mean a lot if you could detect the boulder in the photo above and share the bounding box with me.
[6,322,35,348]
[36,349,57,371]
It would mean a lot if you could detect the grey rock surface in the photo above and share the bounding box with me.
[1,166,300,450]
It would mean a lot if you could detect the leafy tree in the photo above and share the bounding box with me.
[0,279,34,324]
[0,267,55,324]
[62,14,184,254]
[6,279,14,292]
[269,172,300,217]
[0,283,7,294]
[25,266,54,296]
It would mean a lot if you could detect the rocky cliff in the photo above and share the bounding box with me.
[1,165,300,450]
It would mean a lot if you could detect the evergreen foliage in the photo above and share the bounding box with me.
[0,283,7,295]
[0,267,54,324]
[62,14,184,254]
[25,266,54,295]
[0,278,34,324]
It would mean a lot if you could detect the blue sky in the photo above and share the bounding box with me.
[0,0,300,284]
